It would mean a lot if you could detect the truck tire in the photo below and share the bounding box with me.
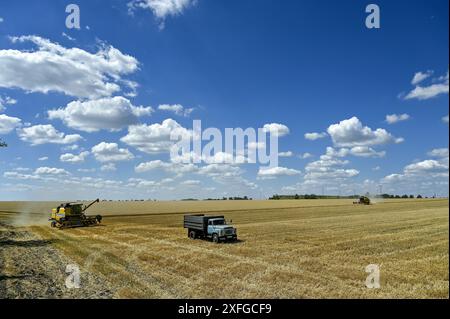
[212,233,219,244]
[189,230,196,239]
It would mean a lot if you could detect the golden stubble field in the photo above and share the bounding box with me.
[0,199,448,299]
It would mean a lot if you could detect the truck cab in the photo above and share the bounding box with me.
[207,218,237,242]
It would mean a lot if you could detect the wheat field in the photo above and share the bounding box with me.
[0,199,448,299]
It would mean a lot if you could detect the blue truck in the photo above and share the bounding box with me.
[184,214,238,243]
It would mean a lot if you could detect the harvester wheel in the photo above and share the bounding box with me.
[96,215,102,224]
[189,230,196,239]
[51,221,57,228]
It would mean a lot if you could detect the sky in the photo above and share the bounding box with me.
[0,0,448,201]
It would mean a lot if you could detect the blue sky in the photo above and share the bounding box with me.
[0,0,448,200]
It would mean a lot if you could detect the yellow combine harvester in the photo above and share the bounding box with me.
[353,196,371,205]
[49,199,102,229]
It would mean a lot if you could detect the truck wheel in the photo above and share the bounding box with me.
[189,230,196,239]
[212,233,219,244]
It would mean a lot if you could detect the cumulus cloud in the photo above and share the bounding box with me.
[428,148,449,158]
[101,163,117,172]
[411,71,433,86]
[327,117,402,147]
[48,96,153,132]
[121,119,192,154]
[299,153,313,159]
[443,115,449,124]
[128,0,196,28]
[181,180,201,186]
[60,151,89,164]
[348,146,386,158]
[0,36,139,99]
[0,114,21,134]
[303,148,360,183]
[278,151,293,157]
[404,160,448,174]
[381,150,449,193]
[135,160,197,175]
[263,123,290,137]
[34,167,70,176]
[386,113,410,124]
[0,96,17,112]
[91,142,135,162]
[257,166,301,179]
[158,104,194,117]
[404,70,449,100]
[305,132,327,141]
[18,124,82,145]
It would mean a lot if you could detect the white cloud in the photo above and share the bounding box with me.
[78,168,96,173]
[278,151,293,157]
[263,123,290,137]
[48,96,153,132]
[257,166,301,179]
[0,17,3,23]
[92,142,135,162]
[305,132,327,141]
[135,160,197,175]
[38,157,49,161]
[385,113,410,124]
[411,71,433,86]
[61,32,75,42]
[381,150,449,194]
[299,153,313,159]
[181,179,201,186]
[348,146,386,158]
[0,96,17,113]
[60,151,89,164]
[247,141,266,150]
[128,0,196,20]
[198,163,240,177]
[327,117,402,147]
[428,148,449,158]
[158,104,194,117]
[443,115,449,124]
[0,114,21,134]
[61,144,79,151]
[404,160,448,174]
[404,70,449,100]
[101,163,117,172]
[303,148,360,183]
[121,119,192,154]
[0,36,139,99]
[34,167,70,176]
[18,124,82,145]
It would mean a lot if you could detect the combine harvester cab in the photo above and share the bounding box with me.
[50,199,102,229]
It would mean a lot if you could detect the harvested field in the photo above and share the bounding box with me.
[0,199,448,299]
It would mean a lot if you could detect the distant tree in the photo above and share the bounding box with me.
[402,195,409,199]
[409,195,414,199]
[395,195,401,199]
[294,194,300,200]
[417,195,423,199]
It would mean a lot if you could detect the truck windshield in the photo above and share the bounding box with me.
[212,220,225,225]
